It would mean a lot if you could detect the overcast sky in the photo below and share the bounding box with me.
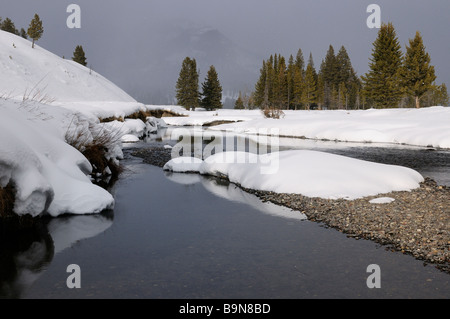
[3,0,449,103]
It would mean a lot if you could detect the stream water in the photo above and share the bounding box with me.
[1,128,449,299]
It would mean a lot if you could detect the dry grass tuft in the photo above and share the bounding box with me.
[65,116,124,181]
[262,107,285,119]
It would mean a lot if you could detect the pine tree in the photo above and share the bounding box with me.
[362,22,403,108]
[286,55,295,109]
[302,55,317,110]
[295,48,305,75]
[254,60,267,107]
[72,45,87,66]
[336,46,356,86]
[424,83,449,107]
[234,92,245,109]
[321,45,338,88]
[201,65,223,110]
[320,46,338,109]
[292,65,303,110]
[27,14,44,48]
[176,57,200,110]
[20,28,28,39]
[316,73,325,110]
[273,55,288,109]
[1,18,19,35]
[336,46,360,109]
[265,56,275,107]
[401,31,436,108]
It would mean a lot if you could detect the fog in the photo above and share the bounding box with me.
[3,0,449,105]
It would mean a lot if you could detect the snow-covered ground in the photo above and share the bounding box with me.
[0,28,445,218]
[163,107,450,149]
[0,30,147,217]
[164,150,424,200]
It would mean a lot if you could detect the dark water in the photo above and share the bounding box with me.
[1,130,449,299]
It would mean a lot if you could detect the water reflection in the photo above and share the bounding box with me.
[0,219,53,299]
[164,171,307,221]
[0,212,113,299]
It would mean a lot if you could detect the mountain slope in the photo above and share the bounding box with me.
[0,30,136,103]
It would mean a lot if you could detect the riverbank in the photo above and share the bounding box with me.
[132,145,450,274]
[244,178,449,274]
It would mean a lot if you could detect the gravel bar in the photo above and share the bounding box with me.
[131,146,450,274]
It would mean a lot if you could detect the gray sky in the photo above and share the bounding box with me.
[2,0,449,103]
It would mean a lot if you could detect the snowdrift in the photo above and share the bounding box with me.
[164,151,424,200]
[0,100,115,217]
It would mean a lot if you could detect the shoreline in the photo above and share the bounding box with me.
[131,145,450,275]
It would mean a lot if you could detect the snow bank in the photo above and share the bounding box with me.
[163,109,262,126]
[163,156,204,173]
[0,99,114,217]
[164,107,450,149]
[164,150,424,200]
[0,30,135,103]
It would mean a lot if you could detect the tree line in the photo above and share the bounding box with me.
[1,15,88,66]
[247,22,448,111]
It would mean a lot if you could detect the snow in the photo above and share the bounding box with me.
[0,100,115,217]
[0,30,185,121]
[369,197,396,204]
[0,30,135,103]
[163,109,262,126]
[163,107,450,149]
[0,30,189,217]
[164,150,424,200]
[163,156,204,173]
[0,30,140,217]
[0,28,441,219]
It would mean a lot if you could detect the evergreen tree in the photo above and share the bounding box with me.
[320,46,338,109]
[423,83,449,107]
[254,60,267,107]
[201,65,223,110]
[176,57,200,110]
[234,92,244,109]
[265,56,275,107]
[295,48,305,75]
[72,45,87,66]
[20,28,28,39]
[316,73,325,110]
[336,46,356,86]
[292,66,304,110]
[286,55,295,109]
[338,82,348,109]
[362,22,403,108]
[321,45,338,88]
[437,83,449,106]
[336,46,360,109]
[273,55,288,109]
[401,31,436,108]
[302,54,317,110]
[27,14,43,48]
[1,17,19,35]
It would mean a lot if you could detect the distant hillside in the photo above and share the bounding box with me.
[107,26,262,106]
